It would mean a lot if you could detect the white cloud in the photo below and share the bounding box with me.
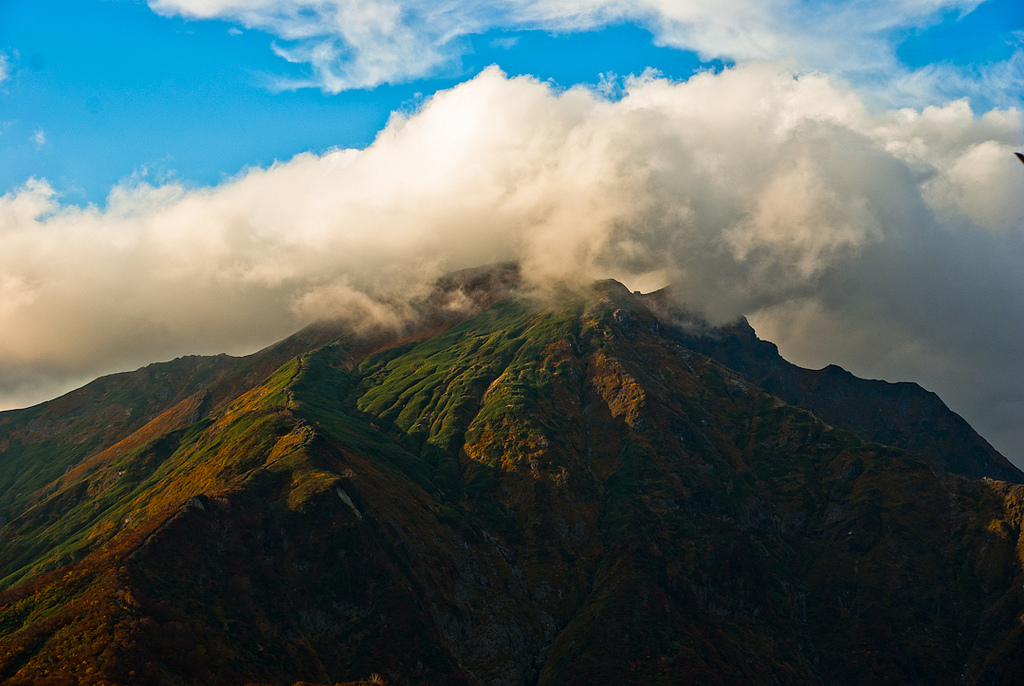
[1,65,1022,462]
[884,41,1024,112]
[145,0,1006,104]
[30,129,45,149]
[0,53,9,85]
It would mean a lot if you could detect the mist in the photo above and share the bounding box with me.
[1,63,1021,462]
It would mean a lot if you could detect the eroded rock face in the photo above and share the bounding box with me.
[2,278,1024,686]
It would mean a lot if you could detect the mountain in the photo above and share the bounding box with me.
[661,308,1022,484]
[2,267,1024,686]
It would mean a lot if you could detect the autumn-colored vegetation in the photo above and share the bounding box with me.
[2,273,1024,685]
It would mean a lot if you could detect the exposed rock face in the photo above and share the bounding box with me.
[1,276,1023,686]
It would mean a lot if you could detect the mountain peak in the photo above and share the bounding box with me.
[2,269,1024,685]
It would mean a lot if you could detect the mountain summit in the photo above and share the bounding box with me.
[2,268,1023,685]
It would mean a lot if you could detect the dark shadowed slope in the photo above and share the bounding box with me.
[663,311,1022,484]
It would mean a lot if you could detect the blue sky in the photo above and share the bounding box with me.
[0,0,1023,465]
[2,0,1020,205]
[1,0,717,204]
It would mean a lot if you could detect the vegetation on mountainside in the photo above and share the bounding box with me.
[1,279,1024,685]
[0,355,236,523]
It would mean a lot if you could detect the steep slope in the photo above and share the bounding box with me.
[0,354,236,523]
[666,313,1022,483]
[0,262,522,588]
[0,320,355,532]
[1,278,1023,686]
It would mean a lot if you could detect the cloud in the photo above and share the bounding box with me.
[0,53,9,85]
[30,129,45,149]
[884,40,1024,112]
[144,0,1015,107]
[490,35,519,50]
[1,65,1022,463]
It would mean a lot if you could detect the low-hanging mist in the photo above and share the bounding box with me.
[1,63,1022,462]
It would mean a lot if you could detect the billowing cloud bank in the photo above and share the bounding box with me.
[147,0,1023,109]
[2,64,1022,461]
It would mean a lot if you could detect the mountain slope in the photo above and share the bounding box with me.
[1,276,1023,686]
[666,313,1021,484]
[0,319,360,531]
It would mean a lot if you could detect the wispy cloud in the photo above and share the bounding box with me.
[30,129,45,149]
[489,35,519,50]
[1,66,1021,460]
[0,53,10,86]
[145,0,1015,108]
[883,39,1024,111]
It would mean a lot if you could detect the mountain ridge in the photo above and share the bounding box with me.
[656,307,1022,484]
[1,270,1023,685]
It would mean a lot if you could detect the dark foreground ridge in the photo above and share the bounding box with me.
[2,269,1024,685]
